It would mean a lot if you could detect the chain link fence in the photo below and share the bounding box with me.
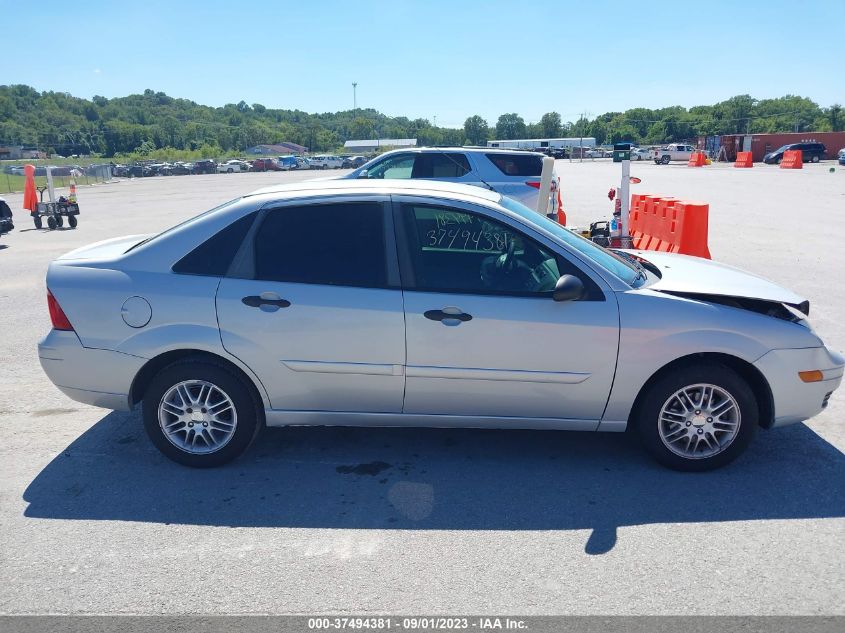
[1,162,113,194]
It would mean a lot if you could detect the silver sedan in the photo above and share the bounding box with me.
[38,180,843,470]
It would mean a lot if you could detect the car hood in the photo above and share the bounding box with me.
[625,250,809,312]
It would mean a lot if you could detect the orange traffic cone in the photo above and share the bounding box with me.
[69,179,77,204]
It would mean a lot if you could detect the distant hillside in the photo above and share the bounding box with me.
[0,84,840,157]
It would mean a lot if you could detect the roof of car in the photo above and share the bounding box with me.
[382,146,543,155]
[246,178,502,202]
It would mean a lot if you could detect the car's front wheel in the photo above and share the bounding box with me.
[142,359,262,467]
[635,363,757,471]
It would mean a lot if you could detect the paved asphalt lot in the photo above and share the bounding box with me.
[1,161,843,615]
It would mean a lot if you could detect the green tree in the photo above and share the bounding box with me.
[539,112,562,137]
[463,115,488,145]
[827,104,843,131]
[495,113,526,139]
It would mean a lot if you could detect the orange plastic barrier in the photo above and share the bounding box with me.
[734,152,753,168]
[780,149,803,169]
[687,151,706,167]
[628,194,711,259]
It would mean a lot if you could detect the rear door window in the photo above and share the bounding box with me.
[254,202,388,288]
[485,153,542,177]
[411,153,471,178]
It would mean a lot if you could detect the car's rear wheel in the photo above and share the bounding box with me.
[660,155,670,165]
[142,359,262,467]
[635,363,757,471]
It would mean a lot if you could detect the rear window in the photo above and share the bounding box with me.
[485,153,542,177]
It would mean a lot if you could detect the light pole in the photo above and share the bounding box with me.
[352,82,357,111]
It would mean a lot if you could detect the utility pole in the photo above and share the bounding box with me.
[352,83,357,112]
[433,115,437,127]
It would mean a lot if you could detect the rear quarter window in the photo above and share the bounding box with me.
[172,212,257,276]
[485,153,542,177]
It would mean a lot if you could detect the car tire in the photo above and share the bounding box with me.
[47,216,57,230]
[811,155,820,163]
[227,168,233,173]
[142,359,263,468]
[34,215,42,229]
[68,215,78,228]
[634,362,757,472]
[776,157,782,164]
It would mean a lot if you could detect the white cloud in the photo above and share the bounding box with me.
[93,68,102,74]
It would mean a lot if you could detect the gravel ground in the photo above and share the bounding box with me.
[0,162,843,615]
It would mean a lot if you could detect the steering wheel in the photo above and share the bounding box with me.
[499,238,516,273]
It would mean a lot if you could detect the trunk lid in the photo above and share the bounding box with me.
[55,234,151,262]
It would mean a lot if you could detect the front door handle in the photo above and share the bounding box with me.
[424,307,472,326]
[242,294,291,309]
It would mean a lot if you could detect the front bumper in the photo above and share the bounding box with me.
[38,329,147,411]
[754,346,845,427]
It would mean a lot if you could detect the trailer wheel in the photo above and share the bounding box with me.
[34,216,42,229]
[68,215,78,228]
[56,215,64,228]
[47,216,57,230]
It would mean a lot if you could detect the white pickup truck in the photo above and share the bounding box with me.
[653,143,696,164]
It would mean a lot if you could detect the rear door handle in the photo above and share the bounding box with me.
[424,307,472,326]
[242,294,291,309]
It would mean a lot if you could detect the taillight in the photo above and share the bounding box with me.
[47,290,74,331]
[525,181,541,189]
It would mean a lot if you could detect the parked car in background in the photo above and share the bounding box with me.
[342,147,562,216]
[171,162,194,175]
[763,142,827,164]
[310,155,344,169]
[148,163,173,176]
[537,147,568,159]
[838,148,845,165]
[653,143,696,164]
[193,159,217,174]
[294,157,311,170]
[217,159,250,173]
[38,179,843,471]
[252,158,282,172]
[342,155,368,169]
[277,156,298,171]
[631,147,650,161]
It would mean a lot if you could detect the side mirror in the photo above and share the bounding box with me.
[552,274,584,302]
[357,169,369,179]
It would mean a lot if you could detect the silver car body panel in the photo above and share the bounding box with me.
[38,180,844,435]
[625,249,807,306]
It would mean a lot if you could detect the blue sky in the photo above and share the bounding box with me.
[4,0,843,127]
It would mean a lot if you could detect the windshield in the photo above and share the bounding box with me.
[499,196,644,287]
